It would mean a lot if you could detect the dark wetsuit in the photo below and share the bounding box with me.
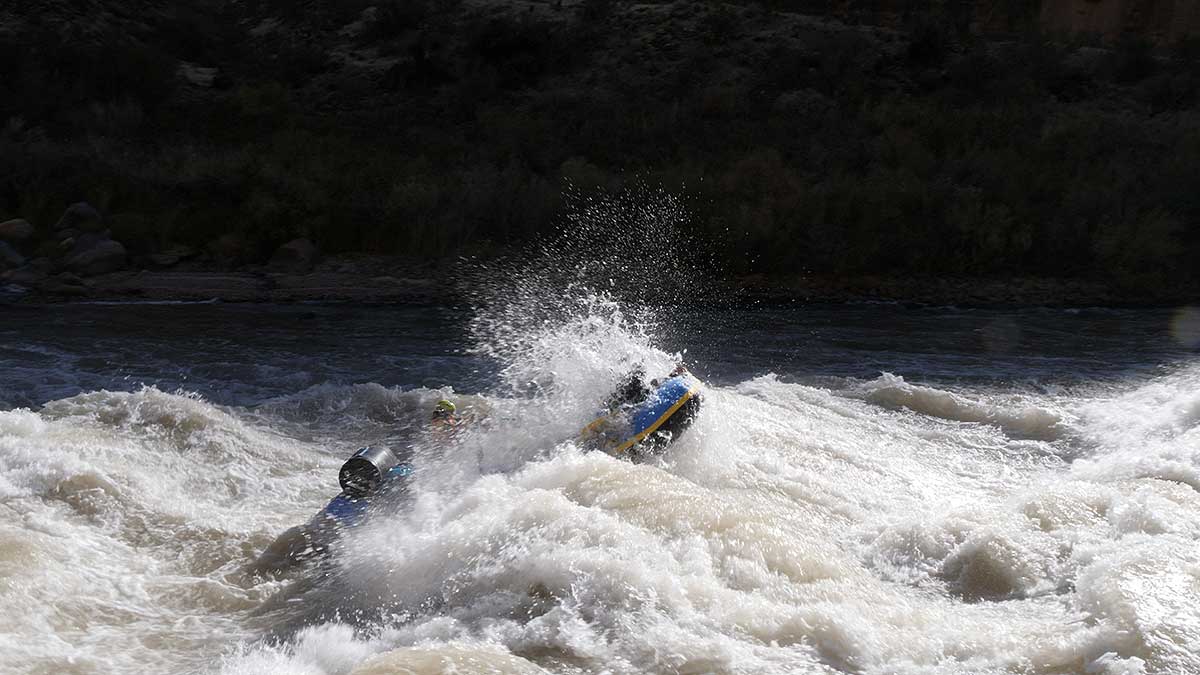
[606,367,651,411]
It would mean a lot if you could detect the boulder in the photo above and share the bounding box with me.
[146,244,200,269]
[0,219,34,243]
[340,6,378,38]
[66,239,127,276]
[54,202,103,232]
[28,257,54,273]
[1064,47,1110,76]
[148,252,182,268]
[0,241,25,270]
[207,233,251,269]
[2,264,48,286]
[62,230,109,257]
[42,272,90,296]
[162,244,199,260]
[178,62,218,88]
[72,231,111,252]
[268,238,319,273]
[33,240,60,260]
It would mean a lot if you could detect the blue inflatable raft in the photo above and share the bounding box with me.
[581,373,703,458]
[320,462,413,527]
[320,375,703,528]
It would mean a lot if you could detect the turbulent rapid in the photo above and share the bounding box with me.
[2,296,1199,674]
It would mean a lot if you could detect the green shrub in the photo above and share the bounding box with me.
[1110,36,1157,83]
[580,0,617,22]
[905,16,954,67]
[2,0,1197,298]
[156,4,241,63]
[1095,210,1186,290]
[1139,72,1197,111]
[365,0,435,41]
[465,15,568,90]
[229,82,293,126]
[62,35,176,109]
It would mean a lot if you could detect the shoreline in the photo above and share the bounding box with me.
[3,269,446,305]
[734,275,1200,309]
[4,259,1196,309]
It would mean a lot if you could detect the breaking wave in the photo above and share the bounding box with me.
[851,372,1067,441]
[4,346,1200,674]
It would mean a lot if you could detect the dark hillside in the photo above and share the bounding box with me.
[2,0,1199,300]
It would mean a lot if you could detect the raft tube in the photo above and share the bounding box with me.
[581,374,702,458]
[319,462,414,527]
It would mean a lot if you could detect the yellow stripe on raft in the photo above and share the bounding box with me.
[580,415,611,437]
[610,385,700,457]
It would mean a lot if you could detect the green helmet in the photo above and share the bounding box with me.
[433,399,456,418]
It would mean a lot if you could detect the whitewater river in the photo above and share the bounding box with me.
[2,300,1198,675]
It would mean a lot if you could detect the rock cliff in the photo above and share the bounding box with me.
[1038,0,1200,43]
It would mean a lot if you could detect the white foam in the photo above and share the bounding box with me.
[854,372,1066,440]
[3,335,1199,674]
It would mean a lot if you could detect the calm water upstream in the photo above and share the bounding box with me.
[1,301,1198,674]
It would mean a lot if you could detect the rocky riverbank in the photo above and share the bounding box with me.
[3,203,1194,308]
[735,274,1200,308]
[0,202,448,304]
[4,266,1191,310]
[1,268,446,304]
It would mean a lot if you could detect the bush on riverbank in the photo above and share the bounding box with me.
[1,1,1198,296]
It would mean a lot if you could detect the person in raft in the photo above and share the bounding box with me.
[429,397,465,441]
[581,363,703,460]
[249,397,470,575]
[252,369,704,573]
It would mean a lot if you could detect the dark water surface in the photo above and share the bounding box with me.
[2,303,1194,409]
